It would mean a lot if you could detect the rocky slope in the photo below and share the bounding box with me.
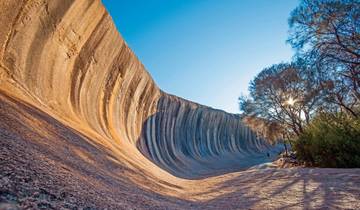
[1,0,359,209]
[0,0,278,179]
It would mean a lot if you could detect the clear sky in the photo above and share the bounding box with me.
[102,0,299,113]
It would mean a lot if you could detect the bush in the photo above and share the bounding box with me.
[294,112,360,168]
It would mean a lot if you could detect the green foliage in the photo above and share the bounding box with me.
[294,112,360,168]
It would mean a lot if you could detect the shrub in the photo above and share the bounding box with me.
[294,112,360,168]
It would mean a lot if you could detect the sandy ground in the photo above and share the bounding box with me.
[1,92,360,209]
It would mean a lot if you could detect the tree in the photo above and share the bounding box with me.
[239,59,326,140]
[288,0,360,117]
[240,0,359,164]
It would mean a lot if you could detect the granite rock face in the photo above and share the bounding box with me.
[137,94,278,178]
[0,0,277,179]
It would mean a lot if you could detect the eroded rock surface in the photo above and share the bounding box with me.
[0,0,277,178]
[0,0,359,209]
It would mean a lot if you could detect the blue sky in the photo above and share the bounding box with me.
[102,0,299,113]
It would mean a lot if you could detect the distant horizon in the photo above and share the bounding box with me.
[102,0,299,113]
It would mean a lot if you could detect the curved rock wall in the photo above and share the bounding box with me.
[137,94,277,178]
[0,0,160,146]
[0,0,278,179]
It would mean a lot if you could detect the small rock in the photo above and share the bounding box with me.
[37,202,53,209]
[0,203,19,210]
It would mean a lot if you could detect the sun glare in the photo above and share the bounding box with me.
[286,97,296,106]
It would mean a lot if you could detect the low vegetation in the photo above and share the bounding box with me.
[294,112,360,167]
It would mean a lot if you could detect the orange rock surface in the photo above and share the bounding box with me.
[0,1,359,209]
